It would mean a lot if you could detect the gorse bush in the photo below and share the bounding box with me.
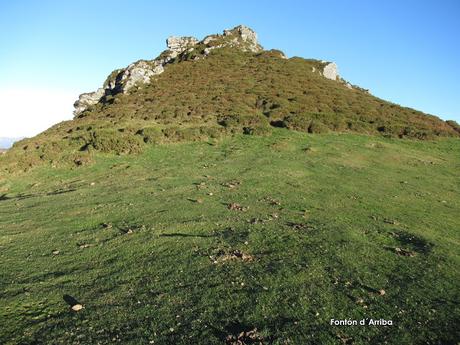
[83,129,144,154]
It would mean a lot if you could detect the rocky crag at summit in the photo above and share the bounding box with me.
[2,25,459,172]
[74,25,265,116]
[74,25,344,117]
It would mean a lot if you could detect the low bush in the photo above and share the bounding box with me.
[83,129,144,154]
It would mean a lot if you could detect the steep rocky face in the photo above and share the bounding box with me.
[73,25,265,117]
[322,62,338,80]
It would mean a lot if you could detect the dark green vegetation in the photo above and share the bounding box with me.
[1,130,459,344]
[3,45,459,173]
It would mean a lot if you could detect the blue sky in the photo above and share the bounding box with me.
[0,0,459,137]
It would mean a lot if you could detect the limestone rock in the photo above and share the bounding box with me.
[223,25,262,52]
[71,304,84,312]
[322,62,338,80]
[166,36,199,54]
[202,35,218,45]
[73,25,263,116]
[121,60,164,92]
[73,88,105,116]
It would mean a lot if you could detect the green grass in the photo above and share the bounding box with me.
[1,129,459,344]
[5,46,459,173]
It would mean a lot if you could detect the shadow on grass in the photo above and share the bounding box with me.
[160,232,215,238]
[0,188,77,202]
[63,294,80,307]
[394,230,433,254]
[207,316,301,344]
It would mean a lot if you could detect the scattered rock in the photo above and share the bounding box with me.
[210,249,254,264]
[52,250,60,255]
[262,196,281,206]
[379,289,386,296]
[287,222,316,231]
[71,304,84,312]
[393,247,416,257]
[222,180,241,189]
[63,294,83,312]
[228,203,248,211]
[383,218,398,225]
[188,198,203,204]
[195,181,206,189]
[226,328,263,345]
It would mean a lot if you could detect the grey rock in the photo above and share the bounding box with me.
[322,62,338,80]
[73,88,105,116]
[223,25,262,52]
[74,25,264,116]
[166,36,199,54]
[121,60,164,92]
[202,35,218,45]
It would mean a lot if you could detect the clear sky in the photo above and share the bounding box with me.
[0,0,459,138]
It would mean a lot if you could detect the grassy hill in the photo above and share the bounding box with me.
[1,26,459,344]
[1,26,458,173]
[1,130,459,344]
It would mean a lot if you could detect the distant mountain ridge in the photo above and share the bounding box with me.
[1,25,459,172]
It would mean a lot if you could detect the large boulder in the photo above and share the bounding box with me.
[322,62,338,80]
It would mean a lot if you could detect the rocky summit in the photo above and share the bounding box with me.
[2,25,459,172]
[73,25,263,117]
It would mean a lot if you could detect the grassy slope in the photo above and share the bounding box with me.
[1,130,459,344]
[4,48,459,173]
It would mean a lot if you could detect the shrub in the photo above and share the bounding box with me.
[308,120,329,134]
[446,120,460,134]
[243,125,273,136]
[218,114,269,128]
[137,127,163,144]
[84,129,144,154]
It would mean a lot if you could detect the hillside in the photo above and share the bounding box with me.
[1,25,459,172]
[1,131,459,344]
[1,25,459,345]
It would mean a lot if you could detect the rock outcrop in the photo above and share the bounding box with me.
[166,36,199,57]
[322,62,338,80]
[73,88,105,116]
[73,25,266,117]
[223,25,261,53]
